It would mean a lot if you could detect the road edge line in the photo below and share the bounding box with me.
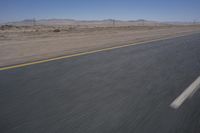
[0,32,199,71]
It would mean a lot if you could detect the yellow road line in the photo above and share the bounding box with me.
[0,33,196,71]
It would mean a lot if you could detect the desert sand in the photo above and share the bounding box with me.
[0,22,200,67]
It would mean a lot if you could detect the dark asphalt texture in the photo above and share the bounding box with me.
[0,33,200,133]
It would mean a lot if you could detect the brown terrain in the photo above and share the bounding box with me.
[0,20,200,67]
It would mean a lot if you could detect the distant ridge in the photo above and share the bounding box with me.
[3,19,198,27]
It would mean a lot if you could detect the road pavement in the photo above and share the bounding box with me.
[0,33,200,133]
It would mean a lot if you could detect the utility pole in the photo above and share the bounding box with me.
[112,19,115,27]
[142,19,145,26]
[193,19,196,25]
[33,18,36,26]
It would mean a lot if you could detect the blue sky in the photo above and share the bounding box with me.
[0,0,200,22]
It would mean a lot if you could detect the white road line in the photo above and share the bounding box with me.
[170,76,200,109]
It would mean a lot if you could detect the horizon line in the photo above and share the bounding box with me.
[1,18,199,24]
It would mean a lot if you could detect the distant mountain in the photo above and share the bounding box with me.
[163,21,199,25]
[3,19,182,27]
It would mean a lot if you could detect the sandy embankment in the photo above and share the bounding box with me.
[0,25,200,67]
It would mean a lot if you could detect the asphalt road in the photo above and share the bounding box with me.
[0,33,200,133]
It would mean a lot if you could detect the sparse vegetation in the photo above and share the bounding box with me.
[53,29,61,32]
[0,25,14,30]
[68,26,76,31]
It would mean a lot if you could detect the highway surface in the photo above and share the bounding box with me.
[0,33,200,133]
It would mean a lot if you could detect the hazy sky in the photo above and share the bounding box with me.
[0,0,200,22]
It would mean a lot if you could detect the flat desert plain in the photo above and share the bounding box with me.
[0,24,200,67]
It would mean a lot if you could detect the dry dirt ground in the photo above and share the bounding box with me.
[0,25,200,67]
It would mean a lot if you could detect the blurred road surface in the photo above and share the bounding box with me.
[0,33,200,133]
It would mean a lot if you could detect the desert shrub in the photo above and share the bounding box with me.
[0,25,14,30]
[68,27,75,31]
[53,29,61,32]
